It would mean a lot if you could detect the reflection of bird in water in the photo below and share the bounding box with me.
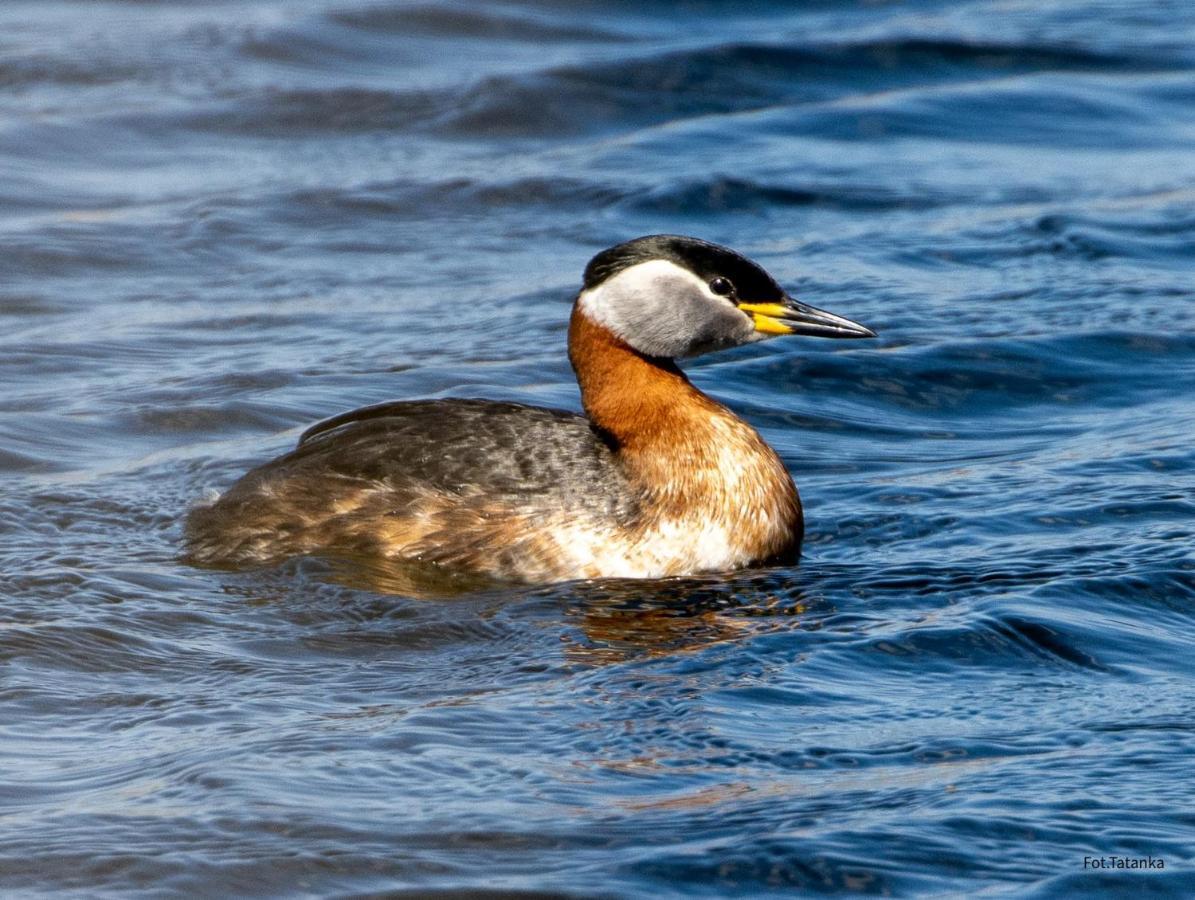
[557,573,814,665]
[217,556,815,668]
[186,235,874,583]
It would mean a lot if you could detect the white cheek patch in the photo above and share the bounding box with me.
[577,259,703,334]
[577,259,732,357]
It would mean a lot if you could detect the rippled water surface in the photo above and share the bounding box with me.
[3,0,1195,895]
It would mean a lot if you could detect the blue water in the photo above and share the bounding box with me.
[2,0,1194,895]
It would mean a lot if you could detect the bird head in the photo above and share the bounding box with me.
[576,234,874,359]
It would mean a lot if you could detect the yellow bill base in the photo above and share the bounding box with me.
[738,302,794,335]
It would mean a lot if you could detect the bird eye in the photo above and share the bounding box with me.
[709,276,734,297]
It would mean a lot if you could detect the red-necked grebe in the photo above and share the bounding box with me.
[185,235,875,582]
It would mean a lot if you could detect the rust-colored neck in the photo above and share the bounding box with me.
[567,306,719,449]
[567,305,802,561]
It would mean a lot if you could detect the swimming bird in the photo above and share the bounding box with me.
[185,235,874,583]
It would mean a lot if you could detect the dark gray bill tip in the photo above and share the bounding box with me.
[782,297,876,339]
